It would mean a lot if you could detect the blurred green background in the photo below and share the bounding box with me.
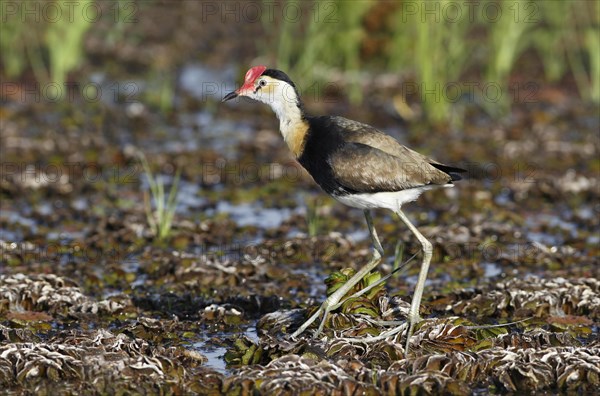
[1,0,598,125]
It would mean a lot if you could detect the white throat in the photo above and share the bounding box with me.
[254,80,305,143]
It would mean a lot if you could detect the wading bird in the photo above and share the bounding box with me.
[223,66,464,349]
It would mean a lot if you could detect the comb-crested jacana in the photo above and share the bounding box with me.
[223,66,465,349]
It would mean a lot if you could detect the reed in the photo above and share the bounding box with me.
[390,0,473,123]
[264,0,372,103]
[484,0,534,116]
[45,0,93,87]
[564,2,599,103]
[264,0,598,123]
[0,0,93,86]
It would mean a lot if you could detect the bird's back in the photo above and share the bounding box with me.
[299,116,464,197]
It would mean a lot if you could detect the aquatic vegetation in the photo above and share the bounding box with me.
[0,2,598,392]
[222,343,600,394]
[392,241,404,273]
[449,277,600,321]
[0,274,126,317]
[0,329,209,393]
[138,151,181,241]
[224,336,264,366]
[305,195,321,237]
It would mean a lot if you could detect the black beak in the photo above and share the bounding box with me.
[222,91,238,102]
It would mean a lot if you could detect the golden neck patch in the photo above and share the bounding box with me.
[281,119,309,157]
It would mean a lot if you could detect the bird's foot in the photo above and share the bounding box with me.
[289,297,335,340]
[289,251,383,340]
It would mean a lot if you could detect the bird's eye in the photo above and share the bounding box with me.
[259,79,267,87]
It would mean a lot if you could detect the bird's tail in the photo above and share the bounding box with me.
[430,163,466,181]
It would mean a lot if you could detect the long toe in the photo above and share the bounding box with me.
[290,303,326,339]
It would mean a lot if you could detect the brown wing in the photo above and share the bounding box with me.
[325,116,457,193]
[328,142,453,194]
[330,116,441,161]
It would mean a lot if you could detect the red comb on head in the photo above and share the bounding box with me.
[244,65,267,84]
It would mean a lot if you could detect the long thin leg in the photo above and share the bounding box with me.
[365,209,384,257]
[334,251,418,308]
[290,210,383,339]
[395,209,432,352]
